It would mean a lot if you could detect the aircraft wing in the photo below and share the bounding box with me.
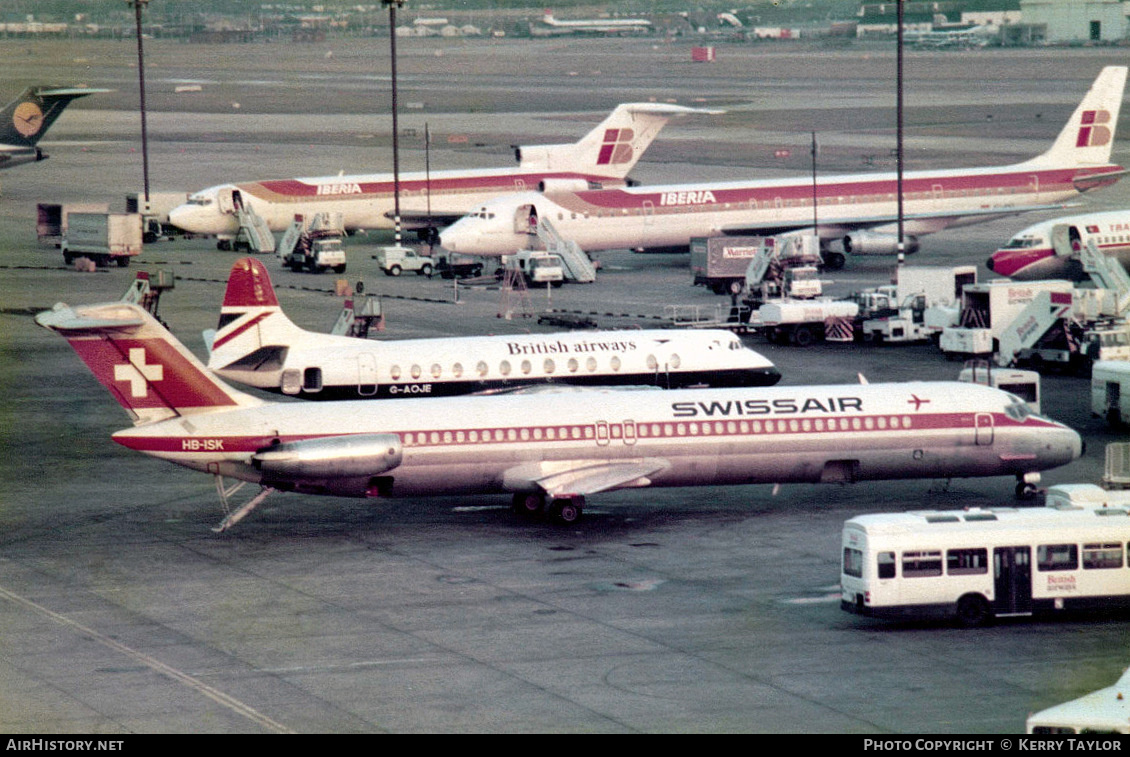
[503,458,670,497]
[386,207,466,229]
[719,202,1082,237]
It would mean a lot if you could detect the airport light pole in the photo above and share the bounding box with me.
[128,0,151,204]
[383,0,405,246]
[896,0,905,262]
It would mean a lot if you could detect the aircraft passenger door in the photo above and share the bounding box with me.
[931,184,943,205]
[217,187,235,215]
[993,546,1032,615]
[595,421,610,447]
[516,203,537,235]
[1028,174,1040,202]
[975,412,994,445]
[1050,224,1080,256]
[357,353,378,397]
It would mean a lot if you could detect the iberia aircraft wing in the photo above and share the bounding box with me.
[503,458,671,498]
[389,207,468,228]
[719,202,1082,238]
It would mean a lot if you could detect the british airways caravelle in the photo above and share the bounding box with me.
[167,103,720,246]
[440,67,1128,270]
[206,257,781,399]
[38,298,1081,531]
[987,208,1130,281]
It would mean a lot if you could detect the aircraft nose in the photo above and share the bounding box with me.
[985,256,996,272]
[168,204,195,231]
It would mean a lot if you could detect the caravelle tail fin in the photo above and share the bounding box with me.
[207,257,308,374]
[1024,66,1127,169]
[0,86,110,149]
[36,301,262,426]
[515,103,724,179]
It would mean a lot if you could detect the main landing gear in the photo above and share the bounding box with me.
[511,492,584,525]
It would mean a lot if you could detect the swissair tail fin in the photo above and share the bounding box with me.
[1025,66,1127,169]
[207,256,307,373]
[515,103,724,180]
[36,301,262,426]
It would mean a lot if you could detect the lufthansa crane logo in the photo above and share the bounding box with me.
[12,102,43,138]
[114,348,164,398]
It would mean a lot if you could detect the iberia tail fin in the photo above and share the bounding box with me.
[36,301,262,425]
[515,103,724,180]
[1024,66,1127,169]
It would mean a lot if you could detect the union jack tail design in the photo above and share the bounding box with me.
[208,257,306,371]
[36,301,262,425]
[1028,66,1127,169]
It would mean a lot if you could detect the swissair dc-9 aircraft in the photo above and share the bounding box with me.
[38,299,1081,530]
[167,103,720,246]
[440,67,1128,269]
[206,258,781,398]
[987,208,1130,281]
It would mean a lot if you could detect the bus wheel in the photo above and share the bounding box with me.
[955,594,991,628]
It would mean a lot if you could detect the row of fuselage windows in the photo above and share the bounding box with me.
[304,354,684,389]
[379,354,678,381]
[565,186,1039,220]
[843,543,1130,579]
[401,415,917,448]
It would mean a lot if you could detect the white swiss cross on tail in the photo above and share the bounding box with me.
[35,301,258,424]
[114,347,163,398]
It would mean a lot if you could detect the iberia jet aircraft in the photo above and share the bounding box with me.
[206,257,781,399]
[440,67,1128,270]
[167,103,721,246]
[37,299,1082,530]
[987,208,1130,281]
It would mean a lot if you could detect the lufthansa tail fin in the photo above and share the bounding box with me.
[515,103,724,180]
[208,257,307,374]
[36,301,262,426]
[0,86,110,148]
[1024,66,1127,169]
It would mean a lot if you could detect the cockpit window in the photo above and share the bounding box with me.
[1001,236,1039,249]
[188,195,213,206]
[1003,395,1033,422]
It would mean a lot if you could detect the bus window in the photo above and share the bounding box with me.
[878,551,896,579]
[1082,543,1124,570]
[843,548,863,578]
[947,548,988,575]
[902,550,942,577]
[1037,544,1079,571]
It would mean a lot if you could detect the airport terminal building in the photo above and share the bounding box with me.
[1019,0,1129,43]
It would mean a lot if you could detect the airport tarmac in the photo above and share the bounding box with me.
[0,37,1128,734]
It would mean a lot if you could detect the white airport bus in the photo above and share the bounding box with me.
[1026,666,1130,734]
[841,490,1130,627]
